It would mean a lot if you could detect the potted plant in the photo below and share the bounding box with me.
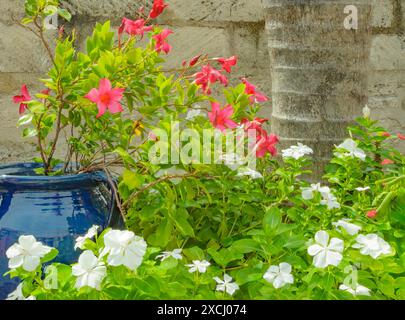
[2,0,405,300]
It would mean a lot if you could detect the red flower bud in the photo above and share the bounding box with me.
[366,209,377,218]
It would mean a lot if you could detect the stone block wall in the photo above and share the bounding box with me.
[0,0,404,163]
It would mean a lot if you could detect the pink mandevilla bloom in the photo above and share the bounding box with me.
[217,56,238,73]
[241,78,269,104]
[194,65,228,94]
[241,117,268,136]
[85,78,125,118]
[149,0,169,19]
[397,133,405,140]
[119,18,153,38]
[153,29,173,54]
[13,84,32,114]
[208,102,238,132]
[255,132,279,158]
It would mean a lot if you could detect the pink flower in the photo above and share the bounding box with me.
[241,78,269,104]
[255,132,279,158]
[366,209,377,219]
[153,29,173,54]
[381,159,394,165]
[149,0,169,19]
[119,18,153,38]
[194,65,228,94]
[85,78,125,118]
[208,102,238,132]
[41,89,51,95]
[216,56,237,73]
[241,117,268,135]
[13,84,32,114]
[397,133,405,140]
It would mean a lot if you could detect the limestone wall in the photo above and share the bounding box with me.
[0,0,404,163]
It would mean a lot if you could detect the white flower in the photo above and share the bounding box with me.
[282,143,313,160]
[75,225,100,250]
[335,139,366,161]
[307,231,344,268]
[185,260,210,273]
[352,234,392,259]
[156,249,183,262]
[236,166,263,179]
[186,109,203,120]
[332,219,362,236]
[339,283,371,296]
[213,274,239,296]
[6,235,52,272]
[263,262,294,289]
[355,186,370,192]
[72,250,106,291]
[301,183,331,200]
[155,167,188,184]
[362,105,371,118]
[101,230,147,271]
[219,152,246,170]
[320,192,341,210]
[6,283,36,300]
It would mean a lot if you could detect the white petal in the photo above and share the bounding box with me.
[314,231,330,247]
[8,256,24,269]
[328,238,344,253]
[307,244,323,257]
[22,255,40,272]
[279,262,292,274]
[325,250,343,267]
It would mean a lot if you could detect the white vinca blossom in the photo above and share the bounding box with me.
[263,262,294,289]
[236,166,263,179]
[352,234,392,259]
[101,230,147,271]
[185,260,210,273]
[156,249,183,262]
[6,283,36,300]
[307,231,344,268]
[72,250,106,291]
[320,192,341,210]
[332,219,362,236]
[75,225,100,250]
[301,183,331,200]
[301,183,340,210]
[335,139,366,161]
[6,235,52,272]
[339,284,371,296]
[213,274,239,296]
[281,143,313,160]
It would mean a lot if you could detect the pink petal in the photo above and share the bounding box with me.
[85,88,100,103]
[108,102,123,114]
[21,84,31,100]
[110,88,125,101]
[96,103,107,118]
[19,103,27,114]
[98,78,112,94]
[221,105,234,118]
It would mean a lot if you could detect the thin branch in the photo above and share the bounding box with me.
[103,167,127,224]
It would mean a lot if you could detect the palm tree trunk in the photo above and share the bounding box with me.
[264,0,372,177]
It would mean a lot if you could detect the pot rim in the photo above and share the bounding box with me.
[0,163,109,190]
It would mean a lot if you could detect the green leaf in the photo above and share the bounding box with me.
[57,8,72,21]
[23,127,38,138]
[121,169,144,190]
[171,208,195,237]
[263,207,282,235]
[18,114,34,126]
[231,239,260,254]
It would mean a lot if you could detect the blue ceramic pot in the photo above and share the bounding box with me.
[0,163,122,299]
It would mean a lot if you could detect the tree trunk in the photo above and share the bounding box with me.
[263,0,372,177]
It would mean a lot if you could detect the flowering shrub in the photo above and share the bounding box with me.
[5,0,405,300]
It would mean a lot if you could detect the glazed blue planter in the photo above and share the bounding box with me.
[0,163,122,299]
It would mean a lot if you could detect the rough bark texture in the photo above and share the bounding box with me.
[264,0,372,174]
